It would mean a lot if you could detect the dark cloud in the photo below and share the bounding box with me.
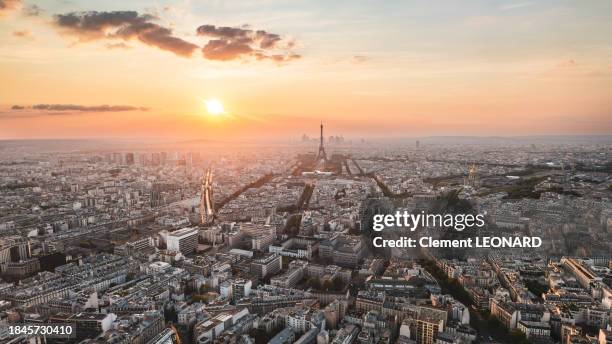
[202,39,253,61]
[12,104,149,112]
[196,25,250,40]
[256,30,281,49]
[53,11,198,57]
[49,10,300,64]
[0,0,21,13]
[197,24,299,62]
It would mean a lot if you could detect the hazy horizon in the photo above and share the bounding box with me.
[1,133,611,146]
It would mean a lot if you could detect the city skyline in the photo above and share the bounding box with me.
[1,0,612,140]
[0,134,610,344]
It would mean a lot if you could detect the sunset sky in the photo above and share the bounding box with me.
[1,0,611,140]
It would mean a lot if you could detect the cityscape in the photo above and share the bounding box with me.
[0,128,610,344]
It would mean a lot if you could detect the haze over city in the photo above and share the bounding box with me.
[1,0,612,140]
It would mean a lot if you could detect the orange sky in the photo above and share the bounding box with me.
[1,0,611,140]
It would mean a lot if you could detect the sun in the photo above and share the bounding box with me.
[204,99,225,116]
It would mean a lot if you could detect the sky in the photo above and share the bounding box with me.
[1,0,611,140]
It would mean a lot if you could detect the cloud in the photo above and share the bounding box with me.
[22,4,41,16]
[196,26,282,49]
[257,31,281,49]
[12,29,32,39]
[254,52,301,63]
[12,104,149,112]
[557,59,578,68]
[196,24,299,62]
[0,0,21,14]
[53,11,198,57]
[351,55,369,64]
[106,42,131,49]
[539,59,611,79]
[465,16,498,28]
[202,39,253,61]
[500,2,533,11]
[49,10,301,64]
[196,25,250,40]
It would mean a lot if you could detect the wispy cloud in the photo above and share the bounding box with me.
[351,55,369,64]
[12,29,32,39]
[22,3,42,16]
[0,0,21,15]
[105,42,131,50]
[556,59,578,68]
[500,2,534,11]
[464,15,498,28]
[539,59,612,79]
[9,104,149,114]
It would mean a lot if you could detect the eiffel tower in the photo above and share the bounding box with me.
[315,122,327,168]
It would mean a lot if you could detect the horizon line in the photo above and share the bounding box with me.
[1,133,612,142]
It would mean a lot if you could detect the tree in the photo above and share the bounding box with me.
[184,284,195,295]
[281,256,292,267]
[192,294,210,304]
[163,306,178,323]
[525,280,548,300]
[331,276,344,291]
[508,330,531,344]
[307,277,321,290]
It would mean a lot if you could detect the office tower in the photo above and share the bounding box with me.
[250,253,282,279]
[166,227,199,255]
[315,122,327,167]
[416,316,443,344]
[125,152,135,165]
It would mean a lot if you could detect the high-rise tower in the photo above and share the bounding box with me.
[464,164,480,188]
[315,122,327,163]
